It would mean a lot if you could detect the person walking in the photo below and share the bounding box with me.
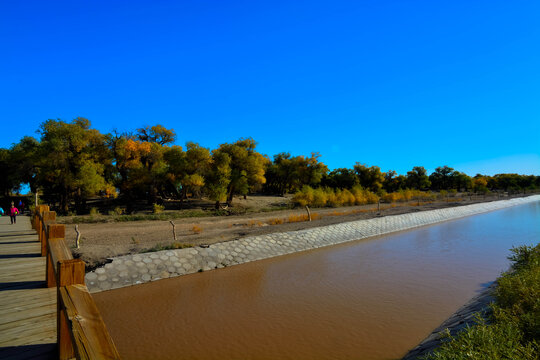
[9,204,19,224]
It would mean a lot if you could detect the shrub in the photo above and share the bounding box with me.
[439,190,448,199]
[108,206,125,216]
[292,186,315,207]
[365,191,379,204]
[326,188,338,207]
[312,188,328,207]
[401,189,414,201]
[351,185,366,204]
[329,189,344,207]
[423,319,538,360]
[383,192,400,203]
[153,203,165,214]
[89,207,100,216]
[494,245,540,341]
[340,189,356,206]
[268,218,284,225]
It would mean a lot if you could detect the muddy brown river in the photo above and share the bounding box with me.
[94,201,540,360]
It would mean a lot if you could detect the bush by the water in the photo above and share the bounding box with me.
[423,244,540,359]
[292,185,434,208]
[382,189,435,203]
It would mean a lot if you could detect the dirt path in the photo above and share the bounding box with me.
[60,194,523,269]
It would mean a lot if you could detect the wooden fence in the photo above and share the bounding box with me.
[33,205,121,360]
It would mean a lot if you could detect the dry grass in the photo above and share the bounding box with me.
[191,225,203,234]
[268,218,284,225]
[244,220,264,227]
[287,213,321,222]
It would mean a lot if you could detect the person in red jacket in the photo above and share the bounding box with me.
[9,204,19,224]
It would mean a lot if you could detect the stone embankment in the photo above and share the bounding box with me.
[85,195,540,293]
[402,283,496,359]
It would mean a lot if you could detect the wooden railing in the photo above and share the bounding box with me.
[33,205,121,360]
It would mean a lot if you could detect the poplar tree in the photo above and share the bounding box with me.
[36,118,114,213]
[211,138,268,205]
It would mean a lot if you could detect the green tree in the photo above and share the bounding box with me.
[264,152,328,195]
[206,151,231,208]
[473,175,489,194]
[353,163,385,194]
[322,168,359,189]
[182,142,211,198]
[0,148,17,197]
[292,153,328,191]
[264,152,294,195]
[383,170,406,193]
[453,171,472,192]
[405,166,431,190]
[164,142,211,200]
[211,139,268,204]
[429,165,456,191]
[0,137,40,197]
[36,118,114,213]
[109,124,176,204]
[136,125,176,145]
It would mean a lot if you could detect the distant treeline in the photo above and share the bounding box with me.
[1,118,539,214]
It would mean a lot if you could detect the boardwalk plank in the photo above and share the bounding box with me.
[0,313,56,345]
[0,242,41,255]
[0,217,56,359]
[0,288,55,305]
[0,291,56,324]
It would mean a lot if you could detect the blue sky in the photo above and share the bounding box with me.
[1,0,539,175]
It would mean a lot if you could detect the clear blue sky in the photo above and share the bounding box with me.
[1,0,539,175]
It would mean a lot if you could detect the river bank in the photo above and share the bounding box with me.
[402,283,496,359]
[85,195,540,293]
[65,193,535,269]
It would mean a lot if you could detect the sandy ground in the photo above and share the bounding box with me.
[59,194,516,269]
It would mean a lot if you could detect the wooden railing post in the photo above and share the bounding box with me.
[41,211,56,256]
[58,259,85,360]
[46,224,65,287]
[33,205,45,231]
[36,205,49,251]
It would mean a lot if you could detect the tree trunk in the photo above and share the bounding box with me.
[61,192,68,215]
[226,185,234,205]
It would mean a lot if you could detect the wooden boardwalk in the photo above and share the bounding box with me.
[0,215,57,359]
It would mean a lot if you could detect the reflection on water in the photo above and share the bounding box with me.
[94,202,540,360]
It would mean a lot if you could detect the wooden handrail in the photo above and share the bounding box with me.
[33,207,121,359]
[60,285,121,359]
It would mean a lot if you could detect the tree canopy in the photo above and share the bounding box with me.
[2,119,539,214]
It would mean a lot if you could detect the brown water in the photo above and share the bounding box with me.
[94,202,540,360]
